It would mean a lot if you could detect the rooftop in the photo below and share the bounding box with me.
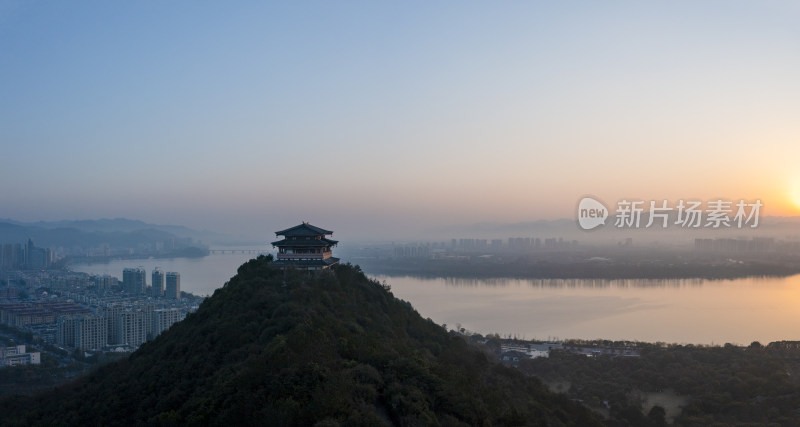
[275,222,333,237]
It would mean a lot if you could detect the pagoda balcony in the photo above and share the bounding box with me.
[277,252,333,260]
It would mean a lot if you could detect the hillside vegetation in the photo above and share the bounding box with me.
[0,256,599,426]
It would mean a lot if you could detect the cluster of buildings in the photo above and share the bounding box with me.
[0,300,91,328]
[499,341,563,365]
[0,234,211,362]
[121,267,181,299]
[54,305,186,351]
[694,237,782,253]
[0,295,194,352]
[0,344,40,367]
[1,239,54,271]
[389,236,579,259]
[497,340,640,367]
[75,236,204,258]
[0,267,199,353]
[449,237,578,252]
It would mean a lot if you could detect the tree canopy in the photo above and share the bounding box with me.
[0,256,599,426]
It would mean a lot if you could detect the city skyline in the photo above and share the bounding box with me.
[2,2,799,240]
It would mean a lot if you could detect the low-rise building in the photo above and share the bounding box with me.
[0,345,41,366]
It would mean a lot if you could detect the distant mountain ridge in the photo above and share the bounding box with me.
[0,218,221,240]
[0,219,215,254]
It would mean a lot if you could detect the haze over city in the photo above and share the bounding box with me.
[2,1,799,240]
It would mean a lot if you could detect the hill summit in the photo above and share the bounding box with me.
[0,256,599,426]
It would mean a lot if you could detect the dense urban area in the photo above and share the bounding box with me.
[0,238,202,391]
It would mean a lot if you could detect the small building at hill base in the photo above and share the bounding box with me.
[271,222,340,271]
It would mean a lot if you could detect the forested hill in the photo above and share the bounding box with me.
[0,256,600,426]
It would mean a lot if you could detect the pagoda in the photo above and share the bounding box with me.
[271,222,340,270]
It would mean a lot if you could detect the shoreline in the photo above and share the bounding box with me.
[357,259,800,281]
[64,251,209,267]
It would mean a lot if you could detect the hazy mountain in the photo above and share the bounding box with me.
[0,221,189,251]
[0,258,600,425]
[0,218,231,245]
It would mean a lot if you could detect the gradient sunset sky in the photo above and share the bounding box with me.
[1,2,798,239]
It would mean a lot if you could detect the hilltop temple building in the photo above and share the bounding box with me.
[271,222,340,271]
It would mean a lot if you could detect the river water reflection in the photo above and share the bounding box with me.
[374,274,800,345]
[71,252,800,345]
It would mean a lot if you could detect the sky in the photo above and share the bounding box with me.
[1,1,799,240]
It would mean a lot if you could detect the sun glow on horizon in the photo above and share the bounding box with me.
[790,181,800,213]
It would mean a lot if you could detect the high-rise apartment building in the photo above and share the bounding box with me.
[165,272,180,299]
[152,308,184,336]
[151,268,164,297]
[122,267,146,294]
[57,314,107,351]
[117,310,147,348]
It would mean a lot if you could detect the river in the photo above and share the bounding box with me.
[70,253,800,345]
[376,275,800,345]
[70,248,267,297]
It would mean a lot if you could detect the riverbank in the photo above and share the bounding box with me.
[66,247,210,265]
[356,256,800,280]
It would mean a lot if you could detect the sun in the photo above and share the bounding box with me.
[789,180,800,213]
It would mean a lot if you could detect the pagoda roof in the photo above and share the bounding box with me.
[275,222,333,237]
[271,237,338,247]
